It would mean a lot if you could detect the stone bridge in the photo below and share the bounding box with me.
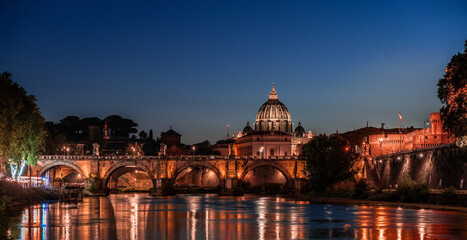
[32,155,307,194]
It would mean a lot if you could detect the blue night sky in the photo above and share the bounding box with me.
[1,1,466,144]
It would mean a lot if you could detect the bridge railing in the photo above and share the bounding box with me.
[39,155,303,161]
[372,143,457,162]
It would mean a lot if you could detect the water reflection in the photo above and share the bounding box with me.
[6,194,467,239]
[353,205,467,240]
[9,197,117,240]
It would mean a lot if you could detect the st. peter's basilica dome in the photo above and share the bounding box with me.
[254,84,293,134]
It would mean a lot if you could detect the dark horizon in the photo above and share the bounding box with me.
[1,1,467,144]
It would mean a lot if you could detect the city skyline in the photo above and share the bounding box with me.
[1,1,467,144]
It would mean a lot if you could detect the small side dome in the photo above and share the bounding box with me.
[243,121,253,134]
[294,122,305,137]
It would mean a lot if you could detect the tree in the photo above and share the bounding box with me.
[138,130,148,140]
[437,40,467,144]
[104,115,138,138]
[58,116,80,140]
[0,72,46,180]
[148,129,154,140]
[76,117,102,140]
[142,140,158,156]
[302,134,358,193]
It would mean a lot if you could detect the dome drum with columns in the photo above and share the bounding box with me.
[254,84,293,133]
[234,84,313,157]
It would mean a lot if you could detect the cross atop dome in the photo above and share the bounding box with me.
[269,83,278,100]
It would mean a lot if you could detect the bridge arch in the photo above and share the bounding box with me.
[38,161,85,177]
[172,161,223,185]
[239,161,293,183]
[102,161,153,189]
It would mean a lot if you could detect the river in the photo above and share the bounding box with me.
[5,193,467,239]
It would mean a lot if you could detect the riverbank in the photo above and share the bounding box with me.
[0,181,59,239]
[292,195,467,213]
[0,180,59,209]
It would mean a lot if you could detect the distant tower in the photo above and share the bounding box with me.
[430,113,442,135]
[103,121,110,140]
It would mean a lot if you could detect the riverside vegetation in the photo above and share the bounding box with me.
[306,177,465,207]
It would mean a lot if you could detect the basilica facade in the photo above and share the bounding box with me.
[234,85,313,157]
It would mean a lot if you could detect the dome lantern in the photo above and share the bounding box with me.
[269,83,278,100]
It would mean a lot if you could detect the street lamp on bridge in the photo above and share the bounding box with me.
[192,146,195,160]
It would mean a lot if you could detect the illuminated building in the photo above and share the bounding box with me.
[367,113,455,156]
[234,84,313,157]
[160,127,187,155]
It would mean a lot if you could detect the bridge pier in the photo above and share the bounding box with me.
[293,178,306,194]
[220,178,242,195]
[84,177,104,193]
[150,178,175,196]
[108,178,118,190]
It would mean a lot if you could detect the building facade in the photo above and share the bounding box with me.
[367,112,455,157]
[160,127,187,155]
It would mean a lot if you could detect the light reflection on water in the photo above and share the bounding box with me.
[7,193,467,239]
